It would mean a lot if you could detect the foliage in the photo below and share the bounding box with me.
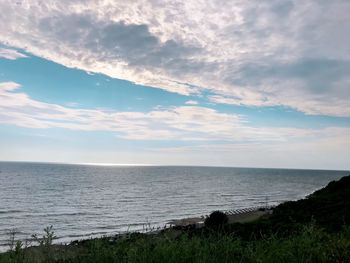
[204,211,228,228]
[1,224,350,263]
[270,175,350,232]
[31,225,56,248]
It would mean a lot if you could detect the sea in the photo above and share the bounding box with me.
[0,161,348,251]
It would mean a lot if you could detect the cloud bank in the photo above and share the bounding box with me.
[2,81,347,143]
[1,81,349,169]
[1,0,350,116]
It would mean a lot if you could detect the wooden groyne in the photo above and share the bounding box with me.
[169,205,276,228]
[224,205,275,216]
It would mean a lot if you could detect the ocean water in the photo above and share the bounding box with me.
[0,162,348,251]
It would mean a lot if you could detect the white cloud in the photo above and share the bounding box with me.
[0,81,20,90]
[1,81,349,169]
[2,81,346,144]
[0,81,242,140]
[1,1,350,115]
[185,100,198,105]
[0,47,27,60]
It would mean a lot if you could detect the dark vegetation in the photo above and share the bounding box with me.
[1,175,350,263]
[204,210,228,228]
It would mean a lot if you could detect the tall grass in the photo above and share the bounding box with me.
[1,224,349,263]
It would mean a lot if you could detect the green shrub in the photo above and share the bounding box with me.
[204,211,228,228]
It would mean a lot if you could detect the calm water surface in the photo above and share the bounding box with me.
[0,162,348,250]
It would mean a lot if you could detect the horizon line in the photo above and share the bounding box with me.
[0,160,349,172]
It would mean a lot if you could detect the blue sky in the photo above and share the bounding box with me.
[0,0,350,169]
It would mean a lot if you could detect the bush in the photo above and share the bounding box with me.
[204,211,228,228]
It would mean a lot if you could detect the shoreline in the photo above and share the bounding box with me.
[0,205,275,253]
[168,206,274,228]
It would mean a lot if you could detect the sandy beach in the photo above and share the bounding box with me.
[168,207,273,228]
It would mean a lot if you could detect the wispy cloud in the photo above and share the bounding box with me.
[185,100,198,105]
[1,1,350,116]
[0,47,27,60]
[145,130,350,170]
[0,82,242,141]
[2,81,346,143]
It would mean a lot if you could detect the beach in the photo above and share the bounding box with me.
[168,206,273,228]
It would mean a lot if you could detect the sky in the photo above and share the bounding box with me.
[0,0,349,170]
